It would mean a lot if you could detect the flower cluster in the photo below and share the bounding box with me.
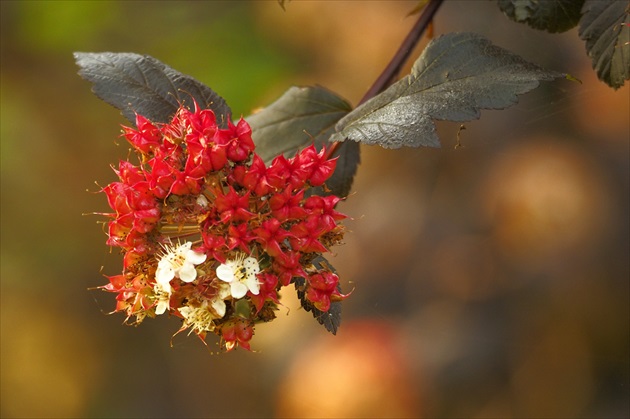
[99,104,349,351]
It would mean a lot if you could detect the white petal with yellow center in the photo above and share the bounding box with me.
[153,281,171,315]
[178,301,215,334]
[156,241,207,285]
[216,254,261,299]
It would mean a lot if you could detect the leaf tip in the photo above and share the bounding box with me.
[73,51,87,65]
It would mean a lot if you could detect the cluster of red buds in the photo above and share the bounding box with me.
[99,104,349,351]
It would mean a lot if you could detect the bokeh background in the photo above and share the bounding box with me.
[1,1,628,417]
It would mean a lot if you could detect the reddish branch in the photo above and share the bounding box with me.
[327,0,444,158]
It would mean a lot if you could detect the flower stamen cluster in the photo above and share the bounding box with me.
[99,103,349,351]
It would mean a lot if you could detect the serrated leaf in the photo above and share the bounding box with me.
[246,86,358,197]
[498,0,584,33]
[74,52,232,127]
[293,256,343,335]
[330,32,565,149]
[579,0,630,90]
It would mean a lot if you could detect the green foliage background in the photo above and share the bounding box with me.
[1,1,628,418]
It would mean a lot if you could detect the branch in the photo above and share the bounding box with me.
[359,0,444,105]
[329,0,444,158]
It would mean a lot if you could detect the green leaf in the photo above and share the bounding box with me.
[74,52,231,127]
[246,86,358,197]
[323,141,360,199]
[247,86,352,161]
[330,32,565,149]
[498,0,585,33]
[579,0,630,90]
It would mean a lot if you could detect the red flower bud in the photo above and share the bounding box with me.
[122,114,161,154]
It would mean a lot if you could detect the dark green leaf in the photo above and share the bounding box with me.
[579,0,630,90]
[293,256,343,335]
[247,86,352,161]
[74,52,232,127]
[246,86,358,197]
[323,141,360,198]
[330,32,565,149]
[498,0,584,33]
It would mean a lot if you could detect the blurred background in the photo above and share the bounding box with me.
[1,1,628,417]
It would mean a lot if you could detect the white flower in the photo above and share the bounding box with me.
[216,253,260,299]
[210,283,232,318]
[178,301,216,334]
[155,299,169,315]
[155,241,207,286]
[153,281,171,315]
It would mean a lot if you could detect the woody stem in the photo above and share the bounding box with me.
[327,0,444,158]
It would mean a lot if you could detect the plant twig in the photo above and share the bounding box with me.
[358,0,444,106]
[328,0,444,158]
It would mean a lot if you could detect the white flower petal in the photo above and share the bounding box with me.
[211,298,226,318]
[244,257,260,273]
[155,280,171,295]
[246,282,260,295]
[187,250,207,265]
[230,281,248,299]
[178,306,193,318]
[155,263,175,285]
[218,283,231,299]
[178,263,198,283]
[244,274,260,295]
[155,299,169,315]
[216,263,235,282]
